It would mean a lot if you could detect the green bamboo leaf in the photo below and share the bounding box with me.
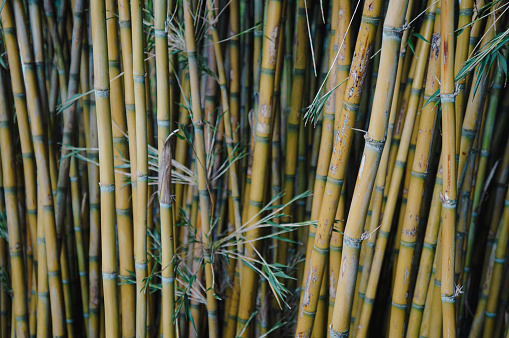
[413,32,430,44]
[56,89,94,114]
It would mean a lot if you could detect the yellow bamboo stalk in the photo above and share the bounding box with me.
[205,1,245,334]
[130,0,149,335]
[280,0,308,252]
[304,0,341,259]
[236,1,284,335]
[353,4,416,325]
[329,0,410,334]
[440,0,457,334]
[53,0,86,257]
[104,0,137,336]
[159,138,176,338]
[154,1,175,338]
[0,0,38,305]
[405,165,443,338]
[388,3,438,335]
[2,0,67,335]
[183,1,219,336]
[420,225,442,338]
[0,59,29,338]
[117,0,138,234]
[90,0,121,335]
[70,156,90,335]
[36,187,51,338]
[298,0,386,333]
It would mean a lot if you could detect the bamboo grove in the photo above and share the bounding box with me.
[1,0,509,337]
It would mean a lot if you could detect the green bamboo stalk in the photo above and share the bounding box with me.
[457,12,500,192]
[454,0,474,152]
[462,62,507,303]
[483,152,509,337]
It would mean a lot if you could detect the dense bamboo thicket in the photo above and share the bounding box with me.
[1,0,509,337]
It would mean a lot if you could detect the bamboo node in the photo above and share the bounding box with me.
[439,192,457,209]
[382,25,404,39]
[154,29,167,38]
[119,20,131,28]
[95,89,110,98]
[157,119,171,127]
[364,133,385,151]
[329,325,349,338]
[99,183,115,192]
[162,276,175,284]
[441,285,463,303]
[440,93,455,103]
[101,272,117,280]
[343,235,363,248]
[133,74,146,83]
[494,257,506,264]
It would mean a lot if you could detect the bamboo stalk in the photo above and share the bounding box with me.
[440,0,457,334]
[353,4,416,328]
[329,0,410,334]
[70,156,90,335]
[2,1,67,335]
[388,3,438,335]
[90,0,121,336]
[0,56,29,338]
[183,1,219,336]
[130,0,149,335]
[236,1,284,335]
[117,0,139,241]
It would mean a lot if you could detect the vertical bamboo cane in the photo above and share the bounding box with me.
[330,0,410,334]
[0,57,29,338]
[440,0,457,334]
[183,1,219,336]
[2,1,67,335]
[236,1,284,335]
[90,0,121,336]
[388,3,438,335]
[130,0,149,335]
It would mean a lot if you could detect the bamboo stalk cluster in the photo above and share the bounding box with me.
[0,0,509,337]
